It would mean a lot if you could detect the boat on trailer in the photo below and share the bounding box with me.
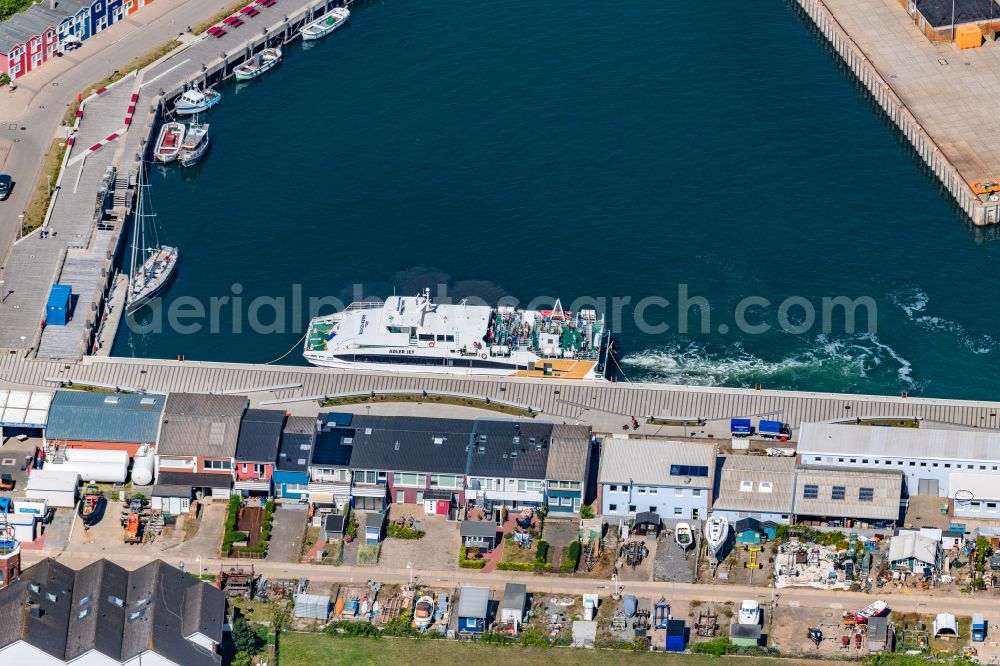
[79,484,107,527]
[704,516,729,560]
[304,288,613,380]
[675,522,693,550]
[301,7,350,40]
[234,48,282,81]
[414,595,435,629]
[844,600,888,625]
[153,122,186,162]
[178,120,210,167]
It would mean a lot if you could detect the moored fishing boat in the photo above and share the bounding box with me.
[704,516,729,559]
[174,88,222,116]
[674,522,693,550]
[234,48,282,81]
[80,484,107,527]
[153,122,186,162]
[301,7,350,40]
[178,121,211,167]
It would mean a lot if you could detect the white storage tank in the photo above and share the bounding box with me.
[132,446,155,486]
[64,448,129,465]
[46,459,127,484]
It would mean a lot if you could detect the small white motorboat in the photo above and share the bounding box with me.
[413,595,434,629]
[704,516,729,559]
[178,121,210,167]
[301,7,350,40]
[674,522,694,550]
[738,600,761,626]
[234,48,281,81]
[153,122,186,163]
[174,88,222,116]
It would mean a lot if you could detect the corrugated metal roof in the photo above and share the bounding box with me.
[794,466,902,521]
[45,391,165,444]
[501,583,526,610]
[457,587,489,618]
[713,456,796,515]
[235,409,286,463]
[545,424,591,481]
[598,437,715,488]
[888,533,938,567]
[799,422,1000,462]
[158,393,247,457]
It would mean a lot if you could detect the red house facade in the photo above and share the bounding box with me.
[0,3,61,80]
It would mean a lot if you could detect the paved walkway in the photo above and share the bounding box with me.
[4,352,1000,436]
[0,0,240,272]
[267,505,308,563]
[20,550,1000,618]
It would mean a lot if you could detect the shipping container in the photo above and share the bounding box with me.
[956,24,982,49]
[46,284,72,326]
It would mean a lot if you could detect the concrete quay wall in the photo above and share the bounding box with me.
[795,0,1000,226]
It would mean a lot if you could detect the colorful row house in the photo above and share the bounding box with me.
[0,0,151,80]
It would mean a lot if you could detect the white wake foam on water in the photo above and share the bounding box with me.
[623,333,915,387]
[891,286,995,355]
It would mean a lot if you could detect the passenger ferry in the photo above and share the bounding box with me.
[304,289,612,380]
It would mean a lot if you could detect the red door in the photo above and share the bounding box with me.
[436,499,449,515]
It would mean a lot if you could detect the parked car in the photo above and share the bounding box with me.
[0,175,11,200]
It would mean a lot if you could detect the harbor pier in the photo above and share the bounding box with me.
[793,0,1000,225]
[0,0,347,361]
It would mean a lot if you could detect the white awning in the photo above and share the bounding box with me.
[352,486,386,498]
[484,490,544,503]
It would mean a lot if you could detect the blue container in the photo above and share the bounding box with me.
[731,418,752,435]
[759,420,783,435]
[46,284,72,326]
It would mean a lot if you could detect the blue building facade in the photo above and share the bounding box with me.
[275,416,317,501]
[90,0,124,34]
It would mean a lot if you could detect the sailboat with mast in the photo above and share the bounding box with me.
[127,162,178,314]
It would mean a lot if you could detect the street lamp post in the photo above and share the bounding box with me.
[106,59,111,79]
[406,561,413,588]
[17,213,24,240]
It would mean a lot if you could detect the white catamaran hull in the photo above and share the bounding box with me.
[303,352,531,376]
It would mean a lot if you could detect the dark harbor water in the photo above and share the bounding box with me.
[115,0,1000,400]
